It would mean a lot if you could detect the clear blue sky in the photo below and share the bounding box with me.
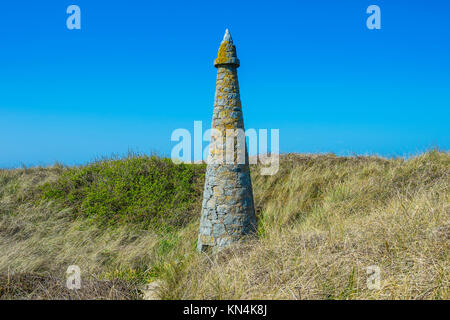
[0,0,449,167]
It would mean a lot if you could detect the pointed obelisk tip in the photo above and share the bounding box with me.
[222,28,232,43]
[214,28,239,68]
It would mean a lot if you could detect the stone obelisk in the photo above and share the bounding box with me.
[197,29,256,252]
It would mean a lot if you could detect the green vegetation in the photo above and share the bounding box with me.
[0,151,448,299]
[40,155,205,229]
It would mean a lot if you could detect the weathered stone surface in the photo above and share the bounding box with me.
[197,30,257,252]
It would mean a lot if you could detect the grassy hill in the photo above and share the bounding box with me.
[0,151,448,299]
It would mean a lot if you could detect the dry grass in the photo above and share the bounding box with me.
[0,151,449,299]
[158,151,449,300]
[0,272,140,300]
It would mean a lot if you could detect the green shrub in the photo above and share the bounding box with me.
[40,155,205,230]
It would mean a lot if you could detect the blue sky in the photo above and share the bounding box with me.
[0,0,449,167]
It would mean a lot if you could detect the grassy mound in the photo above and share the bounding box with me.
[0,155,205,290]
[0,151,448,299]
[40,155,205,229]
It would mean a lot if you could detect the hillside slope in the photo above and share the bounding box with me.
[0,151,448,299]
